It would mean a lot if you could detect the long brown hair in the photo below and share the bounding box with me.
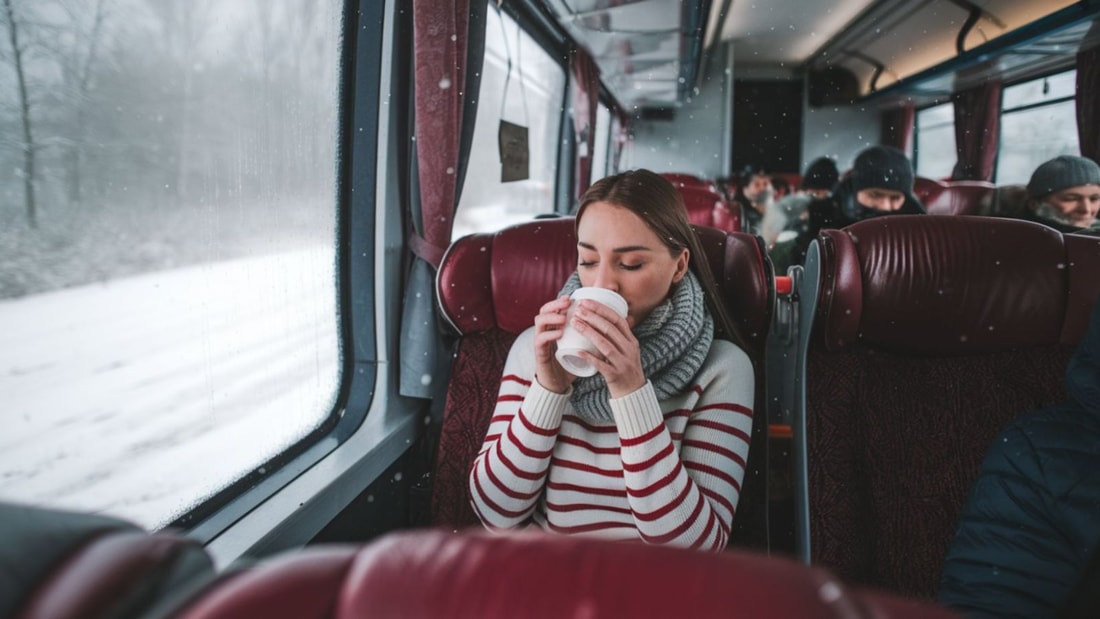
[575,169,746,350]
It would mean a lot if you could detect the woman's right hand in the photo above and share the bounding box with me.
[532,295,575,394]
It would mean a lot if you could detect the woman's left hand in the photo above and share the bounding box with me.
[571,299,645,398]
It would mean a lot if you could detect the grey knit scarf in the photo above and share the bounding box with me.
[557,270,714,423]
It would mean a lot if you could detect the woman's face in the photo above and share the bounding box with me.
[576,201,689,326]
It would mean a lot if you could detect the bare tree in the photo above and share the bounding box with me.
[2,0,37,227]
[53,0,110,207]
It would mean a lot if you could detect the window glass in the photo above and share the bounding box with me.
[453,5,566,238]
[591,104,612,180]
[915,103,955,180]
[996,70,1079,185]
[997,99,1078,185]
[1001,70,1076,109]
[0,0,342,529]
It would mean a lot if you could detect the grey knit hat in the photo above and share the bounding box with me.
[1026,155,1100,198]
[850,145,913,194]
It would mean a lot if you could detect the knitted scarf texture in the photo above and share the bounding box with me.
[556,270,714,423]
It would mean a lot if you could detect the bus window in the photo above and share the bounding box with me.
[996,69,1079,184]
[590,103,612,180]
[914,102,955,180]
[0,0,342,529]
[452,5,566,238]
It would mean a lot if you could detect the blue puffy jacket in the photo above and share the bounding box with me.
[938,295,1100,618]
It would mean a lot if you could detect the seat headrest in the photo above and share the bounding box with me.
[813,215,1099,354]
[336,529,959,619]
[437,217,773,354]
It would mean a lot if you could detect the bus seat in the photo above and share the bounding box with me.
[677,185,741,232]
[0,502,214,619]
[659,172,719,193]
[432,216,774,550]
[920,180,996,216]
[172,528,961,619]
[794,215,1100,599]
[911,176,946,205]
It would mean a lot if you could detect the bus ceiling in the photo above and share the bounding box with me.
[532,0,1100,114]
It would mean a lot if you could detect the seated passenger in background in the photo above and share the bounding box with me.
[772,145,924,271]
[1018,155,1100,235]
[939,290,1100,619]
[733,165,774,236]
[469,169,755,552]
[761,156,839,248]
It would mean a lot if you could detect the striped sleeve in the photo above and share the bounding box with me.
[610,340,754,552]
[469,328,568,529]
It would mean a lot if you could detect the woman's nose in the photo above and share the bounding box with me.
[593,264,618,291]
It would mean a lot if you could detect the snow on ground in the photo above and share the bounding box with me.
[0,247,340,529]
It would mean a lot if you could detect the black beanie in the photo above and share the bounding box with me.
[1026,155,1100,198]
[850,145,914,194]
[801,157,839,191]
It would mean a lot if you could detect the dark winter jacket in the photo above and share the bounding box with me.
[776,177,925,269]
[937,294,1100,618]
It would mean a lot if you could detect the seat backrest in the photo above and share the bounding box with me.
[660,172,719,193]
[432,216,774,549]
[921,180,996,216]
[796,215,1100,599]
[0,502,214,619]
[677,185,740,232]
[172,529,961,619]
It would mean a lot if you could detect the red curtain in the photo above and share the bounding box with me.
[571,46,600,197]
[880,103,914,153]
[951,81,1002,181]
[412,0,475,267]
[1077,45,1100,163]
[403,0,483,399]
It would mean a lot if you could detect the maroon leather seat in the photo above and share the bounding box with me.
[800,215,1100,599]
[172,528,960,619]
[0,502,214,619]
[659,171,719,192]
[678,184,741,232]
[431,216,773,549]
[915,177,996,216]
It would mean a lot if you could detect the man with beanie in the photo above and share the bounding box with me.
[1021,155,1100,235]
[770,146,924,272]
[800,156,840,199]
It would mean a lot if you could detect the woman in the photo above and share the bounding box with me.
[468,169,755,552]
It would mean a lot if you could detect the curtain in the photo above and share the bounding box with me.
[571,46,600,196]
[1077,44,1100,163]
[880,103,914,154]
[951,80,1002,181]
[401,0,485,398]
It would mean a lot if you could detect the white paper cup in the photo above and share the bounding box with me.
[554,287,629,377]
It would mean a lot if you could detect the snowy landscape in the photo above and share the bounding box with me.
[0,247,340,529]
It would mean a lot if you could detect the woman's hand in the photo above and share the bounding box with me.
[571,299,645,398]
[532,296,575,393]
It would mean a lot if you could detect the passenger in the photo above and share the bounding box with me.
[468,169,755,551]
[938,290,1100,619]
[1017,155,1100,235]
[771,145,924,271]
[732,165,774,235]
[761,156,839,248]
[771,175,792,201]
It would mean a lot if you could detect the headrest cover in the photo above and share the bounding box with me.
[816,216,1068,354]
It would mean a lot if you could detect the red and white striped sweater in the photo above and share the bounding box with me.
[469,327,754,552]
